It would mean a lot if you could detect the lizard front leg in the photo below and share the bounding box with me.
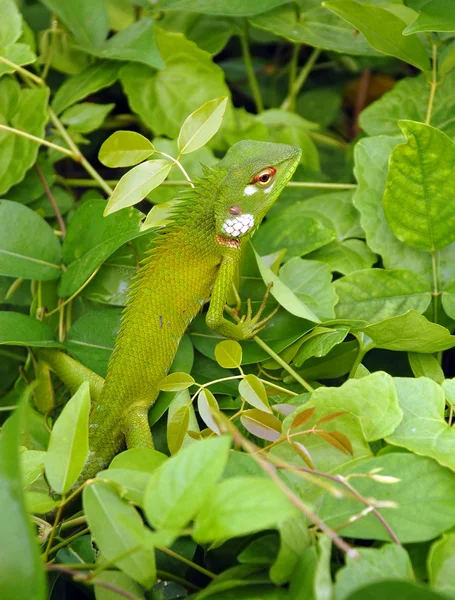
[206,250,277,340]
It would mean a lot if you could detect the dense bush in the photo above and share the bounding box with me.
[2,0,455,599]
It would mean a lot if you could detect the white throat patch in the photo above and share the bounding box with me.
[222,213,255,237]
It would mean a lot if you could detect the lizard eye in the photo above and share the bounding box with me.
[250,167,276,187]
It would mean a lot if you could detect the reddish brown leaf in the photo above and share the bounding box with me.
[316,410,349,425]
[315,430,353,456]
[291,407,315,430]
[291,441,315,469]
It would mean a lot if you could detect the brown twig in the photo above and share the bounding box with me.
[34,163,66,236]
[351,68,371,139]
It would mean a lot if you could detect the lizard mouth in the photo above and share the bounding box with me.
[221,213,255,237]
[215,233,241,248]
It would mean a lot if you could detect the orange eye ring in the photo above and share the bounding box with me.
[250,167,276,186]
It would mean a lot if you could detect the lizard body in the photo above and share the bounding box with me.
[47,141,301,480]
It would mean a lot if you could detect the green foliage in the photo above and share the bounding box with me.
[4,1,455,598]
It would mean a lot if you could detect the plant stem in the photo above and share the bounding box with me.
[281,48,321,111]
[0,54,44,85]
[44,266,101,318]
[156,150,194,187]
[35,164,66,236]
[286,43,301,112]
[43,498,65,562]
[0,123,77,158]
[48,527,90,556]
[239,27,264,113]
[431,249,440,324]
[156,545,216,579]
[309,131,348,149]
[425,44,438,126]
[287,181,356,189]
[48,108,114,196]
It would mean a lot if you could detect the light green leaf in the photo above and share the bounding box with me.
[178,96,228,154]
[144,436,231,530]
[240,409,282,442]
[0,201,62,280]
[404,0,455,34]
[0,312,61,348]
[408,353,444,383]
[360,72,455,138]
[94,571,145,600]
[384,121,455,251]
[344,581,450,600]
[428,532,455,598]
[158,372,195,392]
[105,160,172,216]
[20,449,46,487]
[52,60,120,115]
[45,381,90,494]
[167,404,190,455]
[0,0,22,46]
[99,130,155,168]
[193,476,298,543]
[197,388,221,434]
[293,328,349,368]
[0,400,46,600]
[83,482,156,587]
[60,199,145,297]
[317,453,455,543]
[308,371,402,442]
[386,377,455,471]
[120,28,231,139]
[254,251,320,323]
[0,80,49,195]
[61,102,114,134]
[335,269,431,323]
[442,277,455,319]
[269,515,310,585]
[160,0,286,16]
[280,258,338,321]
[110,448,167,473]
[97,468,152,507]
[324,0,430,70]
[361,310,455,353]
[0,44,36,78]
[25,491,59,514]
[214,340,242,369]
[334,544,414,600]
[308,240,377,276]
[251,4,380,56]
[239,374,272,414]
[39,0,109,47]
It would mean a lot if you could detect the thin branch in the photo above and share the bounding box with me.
[156,545,216,579]
[0,54,44,85]
[281,48,321,111]
[34,164,66,236]
[0,123,77,158]
[425,44,438,126]
[239,26,264,113]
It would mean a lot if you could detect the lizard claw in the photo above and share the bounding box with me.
[237,283,278,339]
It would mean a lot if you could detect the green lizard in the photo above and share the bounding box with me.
[41,140,301,481]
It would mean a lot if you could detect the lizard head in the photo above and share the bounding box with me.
[213,140,301,242]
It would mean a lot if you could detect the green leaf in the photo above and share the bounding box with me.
[193,476,298,543]
[442,277,455,319]
[404,0,455,35]
[239,374,272,414]
[269,515,310,585]
[178,96,228,154]
[45,381,90,494]
[334,544,414,600]
[39,0,109,47]
[384,121,455,251]
[0,400,46,600]
[324,0,430,70]
[254,251,320,323]
[251,4,380,56]
[0,312,61,348]
[0,80,49,195]
[83,482,156,587]
[240,409,282,442]
[307,371,402,442]
[254,214,336,260]
[428,532,455,598]
[160,0,286,16]
[144,436,231,530]
[386,377,455,471]
[158,372,195,392]
[105,160,172,216]
[0,200,62,280]
[167,404,190,455]
[0,44,36,78]
[77,18,163,69]
[317,453,455,543]
[308,240,377,276]
[197,388,221,435]
[99,130,155,168]
[361,310,455,353]
[97,468,152,507]
[293,328,349,367]
[110,448,167,473]
[408,352,445,383]
[60,199,145,297]
[66,308,121,376]
[353,135,435,284]
[214,340,243,369]
[120,28,231,139]
[25,491,59,514]
[344,580,450,600]
[94,571,145,600]
[20,449,45,487]
[360,72,455,138]
[52,60,120,115]
[334,269,431,324]
[0,0,22,46]
[280,258,338,322]
[61,102,114,134]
